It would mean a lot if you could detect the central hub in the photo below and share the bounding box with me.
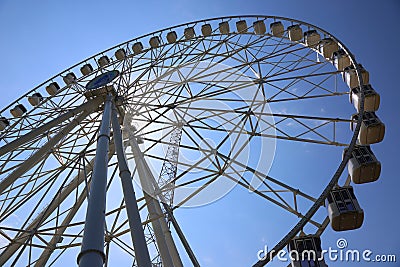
[86,70,119,90]
[84,70,120,99]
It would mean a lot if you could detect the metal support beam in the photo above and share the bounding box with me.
[78,95,112,267]
[34,187,88,267]
[0,144,116,266]
[162,203,200,267]
[0,105,98,195]
[110,103,152,267]
[0,97,103,157]
[128,132,183,267]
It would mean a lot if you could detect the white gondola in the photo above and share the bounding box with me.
[132,42,144,55]
[80,63,93,76]
[345,145,381,184]
[326,186,364,231]
[184,27,195,40]
[63,72,76,85]
[10,104,27,118]
[46,82,60,96]
[236,20,247,33]
[149,36,160,48]
[98,56,110,67]
[166,31,178,43]
[219,21,230,34]
[287,24,302,41]
[318,38,339,59]
[288,234,328,267]
[350,84,380,112]
[333,49,351,71]
[28,93,43,106]
[253,20,266,35]
[201,24,212,36]
[0,117,10,131]
[343,64,369,89]
[270,21,284,37]
[351,112,385,145]
[304,30,320,47]
[115,48,126,60]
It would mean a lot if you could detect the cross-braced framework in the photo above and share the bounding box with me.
[0,15,375,266]
[157,124,183,210]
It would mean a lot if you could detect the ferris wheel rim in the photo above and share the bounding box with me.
[0,15,360,115]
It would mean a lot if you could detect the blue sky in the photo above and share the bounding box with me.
[0,0,399,266]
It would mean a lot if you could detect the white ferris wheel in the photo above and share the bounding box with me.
[0,15,384,267]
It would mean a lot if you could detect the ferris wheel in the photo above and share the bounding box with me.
[0,15,384,267]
